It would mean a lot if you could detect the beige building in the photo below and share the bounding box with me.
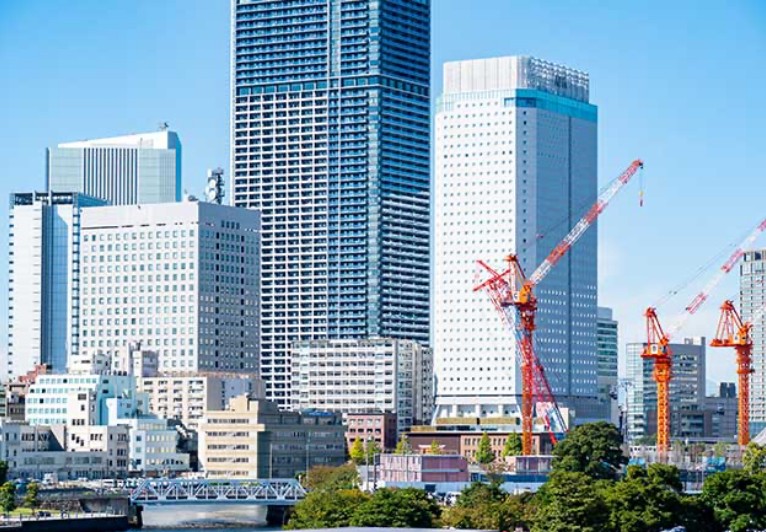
[199,396,345,479]
[138,374,258,431]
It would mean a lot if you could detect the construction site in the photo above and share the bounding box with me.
[424,157,766,469]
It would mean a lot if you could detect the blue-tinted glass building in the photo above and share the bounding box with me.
[231,0,430,407]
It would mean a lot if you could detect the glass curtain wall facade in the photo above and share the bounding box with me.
[231,0,431,407]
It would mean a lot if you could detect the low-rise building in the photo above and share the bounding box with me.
[346,413,398,452]
[292,338,433,435]
[0,364,49,421]
[378,454,469,484]
[199,395,345,479]
[406,427,555,460]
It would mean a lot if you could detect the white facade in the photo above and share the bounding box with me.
[7,192,105,378]
[741,250,766,435]
[47,130,182,205]
[433,56,600,422]
[292,338,433,434]
[78,200,261,374]
[138,373,257,431]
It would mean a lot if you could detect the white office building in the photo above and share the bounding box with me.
[47,130,182,205]
[77,200,261,374]
[433,56,600,422]
[292,338,433,434]
[7,192,106,379]
[742,250,766,435]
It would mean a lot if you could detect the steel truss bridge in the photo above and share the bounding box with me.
[129,478,307,505]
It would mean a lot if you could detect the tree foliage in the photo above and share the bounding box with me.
[0,462,8,486]
[303,463,358,491]
[531,470,610,532]
[428,440,443,455]
[349,438,365,465]
[605,465,685,532]
[552,421,627,480]
[475,432,495,464]
[701,469,766,532]
[0,482,16,513]
[22,482,39,509]
[502,433,523,458]
[443,481,532,531]
[349,488,441,528]
[286,489,370,529]
[742,442,766,475]
[394,435,413,455]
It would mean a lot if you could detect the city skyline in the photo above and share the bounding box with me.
[2,0,766,387]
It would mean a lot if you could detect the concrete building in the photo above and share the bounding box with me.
[78,200,261,374]
[47,130,182,205]
[378,454,469,485]
[0,365,50,421]
[345,413,398,453]
[626,337,706,441]
[406,428,554,459]
[741,250,766,435]
[138,373,258,431]
[433,56,600,423]
[704,383,738,440]
[7,192,106,378]
[231,0,431,407]
[292,338,433,434]
[597,307,619,424]
[198,395,345,479]
[0,421,130,480]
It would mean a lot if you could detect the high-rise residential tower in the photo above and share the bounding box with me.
[47,130,182,205]
[7,192,106,379]
[597,307,619,424]
[433,56,600,424]
[741,250,766,435]
[231,0,431,406]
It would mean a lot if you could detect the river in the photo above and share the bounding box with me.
[139,503,279,530]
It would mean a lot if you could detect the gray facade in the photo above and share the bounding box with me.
[741,250,766,435]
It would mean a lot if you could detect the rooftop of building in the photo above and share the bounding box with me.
[56,130,180,150]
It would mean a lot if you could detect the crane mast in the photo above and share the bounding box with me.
[710,300,766,446]
[475,159,643,455]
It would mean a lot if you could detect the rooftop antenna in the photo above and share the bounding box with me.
[158,121,169,131]
[205,168,225,205]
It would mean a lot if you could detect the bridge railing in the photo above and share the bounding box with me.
[129,478,307,505]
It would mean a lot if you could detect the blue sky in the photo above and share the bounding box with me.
[1,0,765,385]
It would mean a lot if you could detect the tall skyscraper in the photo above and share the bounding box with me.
[78,200,261,374]
[433,56,599,423]
[231,0,431,406]
[7,192,106,378]
[626,337,706,441]
[741,249,766,435]
[47,130,182,205]
[597,307,619,424]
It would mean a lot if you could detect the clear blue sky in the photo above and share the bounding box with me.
[1,0,765,386]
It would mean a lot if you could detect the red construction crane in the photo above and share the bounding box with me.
[475,159,644,455]
[642,218,766,454]
[710,300,766,446]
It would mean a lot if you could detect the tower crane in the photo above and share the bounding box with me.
[475,159,644,455]
[642,218,766,454]
[710,300,766,446]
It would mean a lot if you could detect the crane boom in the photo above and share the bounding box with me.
[528,159,644,286]
[668,218,766,337]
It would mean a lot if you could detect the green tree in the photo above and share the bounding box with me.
[712,441,728,459]
[502,433,523,458]
[428,440,442,455]
[303,463,358,491]
[475,432,495,464]
[349,438,365,465]
[365,439,381,462]
[349,488,441,528]
[286,489,370,529]
[531,470,610,532]
[552,421,627,480]
[701,469,766,532]
[742,442,766,474]
[23,482,39,509]
[394,435,413,455]
[0,462,8,485]
[0,482,16,513]
[605,464,684,532]
[443,481,507,530]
